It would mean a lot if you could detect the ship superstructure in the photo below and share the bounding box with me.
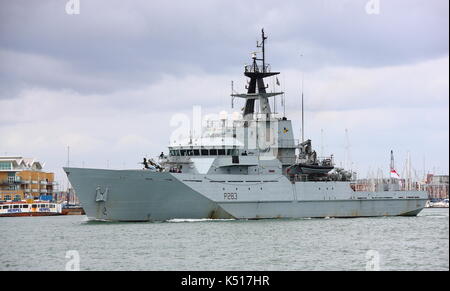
[64,30,427,221]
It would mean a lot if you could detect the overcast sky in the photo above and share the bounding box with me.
[0,0,448,187]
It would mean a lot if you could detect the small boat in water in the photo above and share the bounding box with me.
[425,199,449,208]
[0,201,62,217]
[61,204,86,215]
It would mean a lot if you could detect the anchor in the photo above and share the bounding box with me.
[95,186,109,202]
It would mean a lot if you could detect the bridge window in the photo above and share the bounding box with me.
[180,150,187,156]
[210,149,217,155]
[218,149,225,155]
[193,150,200,156]
[201,149,209,156]
[227,149,239,156]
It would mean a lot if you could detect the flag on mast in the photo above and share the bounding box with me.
[390,169,400,179]
[390,150,400,179]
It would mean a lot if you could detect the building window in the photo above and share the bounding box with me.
[0,162,12,170]
[4,195,11,200]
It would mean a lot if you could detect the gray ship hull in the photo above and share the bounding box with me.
[64,167,428,221]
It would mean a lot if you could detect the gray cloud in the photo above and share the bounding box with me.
[1,0,448,96]
[0,0,448,183]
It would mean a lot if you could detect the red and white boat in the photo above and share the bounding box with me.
[0,201,62,217]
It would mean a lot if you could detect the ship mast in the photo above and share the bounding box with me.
[257,29,268,73]
[231,29,283,120]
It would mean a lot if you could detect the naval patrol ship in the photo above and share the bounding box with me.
[64,30,428,221]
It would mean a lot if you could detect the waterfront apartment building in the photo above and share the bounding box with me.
[426,174,449,199]
[0,157,55,201]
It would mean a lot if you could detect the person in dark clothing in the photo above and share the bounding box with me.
[142,158,150,169]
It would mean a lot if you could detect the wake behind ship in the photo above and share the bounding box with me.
[64,30,427,222]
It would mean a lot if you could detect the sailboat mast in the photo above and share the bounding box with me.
[300,53,305,143]
[301,75,304,143]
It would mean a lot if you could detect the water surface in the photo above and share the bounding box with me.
[0,208,448,271]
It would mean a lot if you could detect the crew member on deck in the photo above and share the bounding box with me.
[142,158,150,169]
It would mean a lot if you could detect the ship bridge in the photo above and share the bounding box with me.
[163,30,298,174]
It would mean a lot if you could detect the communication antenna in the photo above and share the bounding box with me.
[345,128,352,171]
[67,145,70,167]
[257,29,268,72]
[300,53,305,143]
[282,74,286,118]
[231,81,235,108]
[320,128,324,157]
